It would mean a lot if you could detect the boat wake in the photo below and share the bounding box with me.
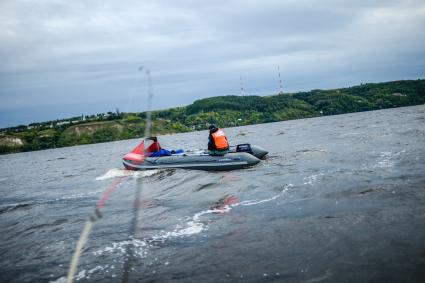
[52,184,293,282]
[95,168,161,181]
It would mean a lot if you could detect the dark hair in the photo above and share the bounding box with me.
[209,124,216,130]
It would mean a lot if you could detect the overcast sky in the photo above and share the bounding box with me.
[1,0,424,128]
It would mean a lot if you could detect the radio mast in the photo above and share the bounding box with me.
[240,76,245,95]
[278,66,283,94]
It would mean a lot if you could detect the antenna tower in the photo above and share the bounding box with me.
[278,66,283,94]
[240,76,245,95]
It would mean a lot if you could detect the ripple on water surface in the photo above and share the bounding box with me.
[1,105,425,283]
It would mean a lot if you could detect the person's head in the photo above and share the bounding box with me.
[209,124,217,133]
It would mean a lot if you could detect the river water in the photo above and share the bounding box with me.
[1,105,425,282]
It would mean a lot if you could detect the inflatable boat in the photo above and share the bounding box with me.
[123,137,268,171]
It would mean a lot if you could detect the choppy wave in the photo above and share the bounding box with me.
[102,183,293,250]
[1,188,108,214]
[303,173,325,185]
[53,189,106,202]
[373,150,406,169]
[51,265,116,283]
[15,105,425,283]
[0,203,32,215]
[95,168,160,181]
[55,184,293,282]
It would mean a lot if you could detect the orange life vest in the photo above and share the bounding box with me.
[211,128,229,150]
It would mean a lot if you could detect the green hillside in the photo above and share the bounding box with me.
[1,79,424,154]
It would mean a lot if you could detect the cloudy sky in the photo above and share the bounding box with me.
[1,0,424,128]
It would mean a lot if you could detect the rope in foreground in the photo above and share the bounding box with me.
[66,177,125,283]
[67,66,153,283]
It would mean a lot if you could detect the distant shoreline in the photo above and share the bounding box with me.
[1,79,424,155]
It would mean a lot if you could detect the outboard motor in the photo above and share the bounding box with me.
[234,143,268,159]
[236,143,253,154]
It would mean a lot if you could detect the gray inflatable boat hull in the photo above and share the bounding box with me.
[123,145,268,171]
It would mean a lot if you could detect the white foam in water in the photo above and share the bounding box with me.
[51,265,110,283]
[93,238,148,258]
[131,169,161,179]
[53,188,106,202]
[303,173,324,185]
[50,276,66,283]
[54,184,293,282]
[52,240,148,282]
[153,184,293,240]
[373,150,405,169]
[96,184,293,254]
[95,168,160,181]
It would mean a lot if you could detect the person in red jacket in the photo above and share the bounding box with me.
[208,124,229,155]
[144,137,161,153]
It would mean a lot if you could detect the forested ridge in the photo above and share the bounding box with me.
[1,79,424,154]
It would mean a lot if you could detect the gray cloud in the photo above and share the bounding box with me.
[0,0,424,127]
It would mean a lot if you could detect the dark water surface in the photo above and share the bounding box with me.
[1,105,425,282]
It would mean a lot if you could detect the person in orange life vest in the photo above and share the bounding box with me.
[208,124,229,155]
